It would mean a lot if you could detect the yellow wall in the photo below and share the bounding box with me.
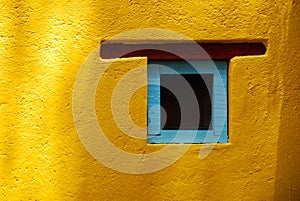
[0,0,299,200]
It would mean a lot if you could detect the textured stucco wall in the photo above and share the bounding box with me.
[0,0,299,200]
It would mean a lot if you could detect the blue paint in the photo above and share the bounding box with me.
[147,60,228,144]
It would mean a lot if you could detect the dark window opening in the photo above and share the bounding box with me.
[160,74,213,130]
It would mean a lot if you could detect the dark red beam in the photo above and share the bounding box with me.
[100,41,266,60]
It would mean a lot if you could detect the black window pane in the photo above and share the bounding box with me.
[160,74,213,130]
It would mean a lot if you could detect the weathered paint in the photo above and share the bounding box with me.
[0,0,299,200]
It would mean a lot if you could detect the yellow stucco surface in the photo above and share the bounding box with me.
[0,0,299,200]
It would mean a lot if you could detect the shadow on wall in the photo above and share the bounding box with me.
[274,1,300,200]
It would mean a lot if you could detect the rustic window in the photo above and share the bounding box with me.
[147,60,228,143]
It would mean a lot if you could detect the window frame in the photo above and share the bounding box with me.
[147,60,228,144]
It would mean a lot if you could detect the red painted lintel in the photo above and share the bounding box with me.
[100,41,266,60]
